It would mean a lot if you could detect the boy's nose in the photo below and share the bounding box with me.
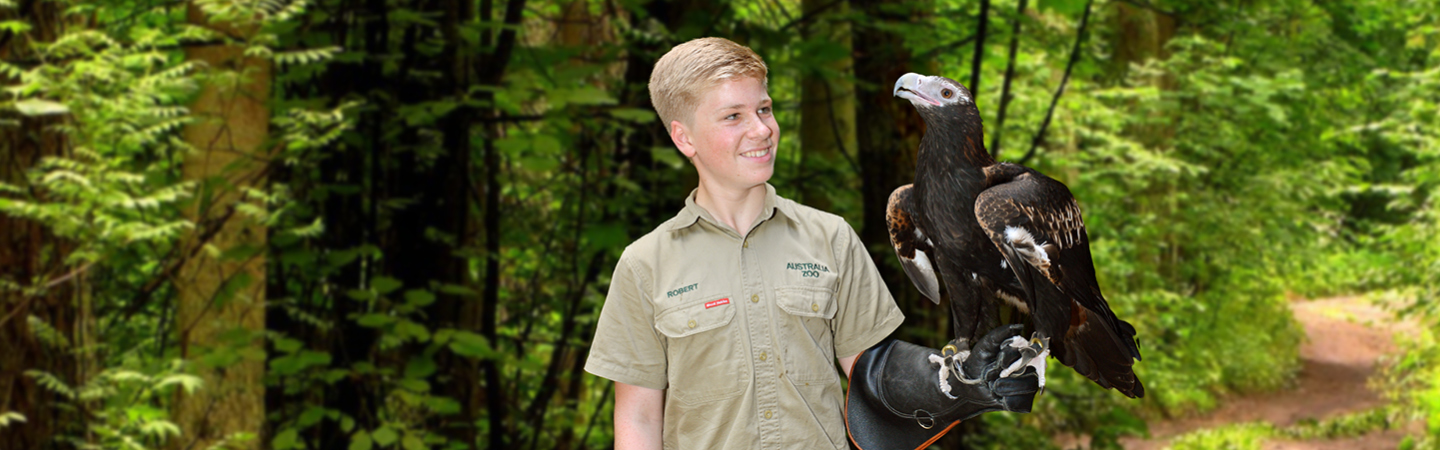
[748,117,773,139]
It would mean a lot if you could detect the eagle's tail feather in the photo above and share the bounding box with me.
[1057,311,1144,398]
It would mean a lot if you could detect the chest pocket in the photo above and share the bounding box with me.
[774,272,840,384]
[653,294,746,405]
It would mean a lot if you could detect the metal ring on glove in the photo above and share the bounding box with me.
[941,344,958,357]
[914,409,935,429]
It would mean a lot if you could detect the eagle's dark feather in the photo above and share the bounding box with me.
[976,164,1143,396]
[887,185,942,304]
[888,72,1143,398]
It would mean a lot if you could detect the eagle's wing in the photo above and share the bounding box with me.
[887,184,942,304]
[975,170,1144,398]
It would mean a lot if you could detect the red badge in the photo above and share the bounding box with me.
[705,298,730,309]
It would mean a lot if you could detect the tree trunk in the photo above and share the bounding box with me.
[0,3,86,448]
[173,4,271,450]
[851,0,930,307]
[799,0,856,211]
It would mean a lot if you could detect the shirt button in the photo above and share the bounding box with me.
[743,240,749,248]
[759,351,767,361]
[764,410,773,419]
[751,294,759,303]
[811,303,819,312]
[687,320,696,329]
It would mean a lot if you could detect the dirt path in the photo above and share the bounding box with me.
[1115,296,1419,450]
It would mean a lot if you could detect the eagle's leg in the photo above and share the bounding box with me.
[999,334,1050,390]
[928,338,987,398]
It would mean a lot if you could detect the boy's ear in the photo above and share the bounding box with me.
[670,119,697,158]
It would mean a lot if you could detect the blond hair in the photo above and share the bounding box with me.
[649,37,769,128]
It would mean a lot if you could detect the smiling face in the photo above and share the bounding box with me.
[671,76,779,194]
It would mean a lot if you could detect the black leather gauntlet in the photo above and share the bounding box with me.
[845,324,1043,450]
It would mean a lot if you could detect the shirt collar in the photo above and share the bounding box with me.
[669,183,792,232]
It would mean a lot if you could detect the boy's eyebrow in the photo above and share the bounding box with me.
[717,98,773,111]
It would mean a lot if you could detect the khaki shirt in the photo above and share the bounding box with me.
[585,184,904,449]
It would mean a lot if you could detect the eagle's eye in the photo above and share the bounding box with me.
[941,88,954,99]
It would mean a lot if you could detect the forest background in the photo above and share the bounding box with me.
[0,0,1437,449]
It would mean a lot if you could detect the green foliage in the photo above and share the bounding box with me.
[7,0,1439,449]
[0,19,202,270]
[26,361,201,450]
[1162,407,1398,450]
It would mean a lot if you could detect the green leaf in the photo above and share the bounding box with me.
[156,374,203,394]
[449,331,496,360]
[356,313,392,328]
[396,320,431,342]
[403,289,435,307]
[1038,0,1088,15]
[651,146,685,169]
[139,421,182,439]
[0,20,33,35]
[553,86,615,107]
[404,355,437,379]
[372,426,398,446]
[273,428,300,450]
[372,276,402,294]
[397,378,429,392]
[349,431,373,450]
[271,351,332,376]
[299,407,327,427]
[0,410,27,428]
[14,98,69,116]
[608,108,657,123]
[402,434,426,450]
[425,397,461,415]
[276,337,304,353]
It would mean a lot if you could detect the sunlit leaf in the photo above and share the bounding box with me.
[14,98,69,116]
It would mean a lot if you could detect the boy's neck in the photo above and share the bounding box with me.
[694,179,768,237]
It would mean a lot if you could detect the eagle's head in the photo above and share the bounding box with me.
[893,73,974,109]
[893,72,987,159]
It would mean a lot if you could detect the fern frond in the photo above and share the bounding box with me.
[270,0,311,22]
[287,217,324,237]
[138,420,182,440]
[25,370,77,399]
[0,411,25,428]
[272,46,341,66]
[27,315,72,349]
[155,374,203,394]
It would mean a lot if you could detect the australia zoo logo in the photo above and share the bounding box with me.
[786,262,830,278]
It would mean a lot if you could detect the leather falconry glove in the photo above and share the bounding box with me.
[845,324,1043,450]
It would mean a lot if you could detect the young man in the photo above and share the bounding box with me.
[584,37,1039,450]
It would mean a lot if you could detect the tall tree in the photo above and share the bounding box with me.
[0,3,83,448]
[172,4,271,449]
[799,0,857,211]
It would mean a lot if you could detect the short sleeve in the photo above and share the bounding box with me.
[584,255,669,389]
[830,223,905,359]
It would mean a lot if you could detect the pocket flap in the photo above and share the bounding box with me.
[775,286,837,319]
[654,295,737,338]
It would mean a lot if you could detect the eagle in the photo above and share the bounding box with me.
[888,72,1144,398]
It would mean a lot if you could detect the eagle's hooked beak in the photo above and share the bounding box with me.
[893,72,942,106]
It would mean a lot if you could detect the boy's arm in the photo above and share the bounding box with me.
[840,354,859,380]
[614,382,664,450]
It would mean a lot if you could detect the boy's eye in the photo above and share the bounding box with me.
[726,113,739,120]
[759,107,772,115]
